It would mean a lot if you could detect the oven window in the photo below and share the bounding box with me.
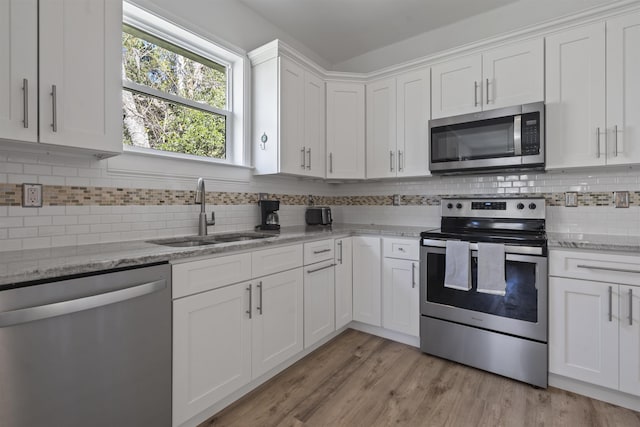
[431,116,515,163]
[426,252,538,322]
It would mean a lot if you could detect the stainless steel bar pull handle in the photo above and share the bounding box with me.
[22,78,29,128]
[629,288,633,326]
[307,263,337,274]
[246,284,252,319]
[596,128,600,158]
[411,262,416,288]
[337,240,343,264]
[0,279,166,328]
[257,281,263,315]
[485,78,490,104]
[51,85,58,132]
[608,286,613,322]
[301,147,306,169]
[329,152,333,173]
[313,248,331,254]
[474,81,479,107]
[307,148,311,170]
[577,264,640,274]
[398,150,403,172]
[614,125,618,157]
[390,151,394,172]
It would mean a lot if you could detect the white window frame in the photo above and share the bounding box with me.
[122,2,247,166]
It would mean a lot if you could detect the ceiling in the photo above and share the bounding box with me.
[237,0,520,65]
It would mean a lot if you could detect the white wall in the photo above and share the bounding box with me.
[333,0,623,72]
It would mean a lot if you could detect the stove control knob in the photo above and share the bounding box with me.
[517,203,525,210]
[447,203,453,209]
[529,203,537,210]
[456,203,462,209]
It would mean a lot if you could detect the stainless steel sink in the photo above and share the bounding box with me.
[147,232,275,247]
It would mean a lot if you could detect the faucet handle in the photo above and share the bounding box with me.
[208,212,215,226]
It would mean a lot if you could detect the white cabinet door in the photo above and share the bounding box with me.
[279,57,305,175]
[173,281,252,426]
[252,268,304,378]
[326,82,365,179]
[352,236,381,326]
[546,23,606,169]
[304,70,325,177]
[366,78,397,179]
[0,0,37,143]
[549,277,619,389]
[304,260,335,348]
[482,38,544,110]
[431,54,482,119]
[38,0,122,155]
[335,237,353,329]
[620,285,640,396]
[396,68,430,178]
[606,12,640,166]
[382,258,419,337]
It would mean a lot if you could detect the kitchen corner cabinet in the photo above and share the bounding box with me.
[252,51,325,177]
[546,13,640,169]
[431,38,543,119]
[352,236,382,326]
[549,249,640,397]
[326,82,365,179]
[382,238,420,337]
[335,237,353,329]
[366,68,431,179]
[0,0,122,156]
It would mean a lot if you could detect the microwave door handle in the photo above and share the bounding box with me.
[513,115,522,156]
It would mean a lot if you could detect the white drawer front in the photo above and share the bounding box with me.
[253,244,303,277]
[172,253,252,298]
[549,249,640,286]
[383,238,419,260]
[304,239,335,265]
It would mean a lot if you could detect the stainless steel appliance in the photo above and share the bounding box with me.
[420,197,548,388]
[0,264,171,427]
[305,207,332,225]
[258,199,280,230]
[429,102,544,174]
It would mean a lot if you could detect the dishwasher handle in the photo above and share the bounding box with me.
[0,279,167,328]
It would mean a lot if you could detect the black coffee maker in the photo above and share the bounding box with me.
[257,200,280,230]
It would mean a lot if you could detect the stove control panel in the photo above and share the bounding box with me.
[442,198,545,219]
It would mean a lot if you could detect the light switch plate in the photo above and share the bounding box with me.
[614,191,629,208]
[22,183,43,207]
[565,192,578,207]
[392,194,400,206]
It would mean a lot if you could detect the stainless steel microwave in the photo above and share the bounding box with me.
[429,102,544,174]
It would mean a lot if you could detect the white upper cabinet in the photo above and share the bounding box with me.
[366,78,397,178]
[606,12,640,166]
[366,68,431,179]
[0,0,38,143]
[432,38,544,119]
[326,82,365,179]
[251,47,326,178]
[546,23,606,169]
[39,0,122,155]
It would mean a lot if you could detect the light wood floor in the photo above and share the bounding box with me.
[201,329,640,427]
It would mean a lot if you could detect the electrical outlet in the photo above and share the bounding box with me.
[614,191,629,208]
[392,194,400,206]
[258,192,268,201]
[22,183,43,207]
[565,192,578,207]
[307,195,314,206]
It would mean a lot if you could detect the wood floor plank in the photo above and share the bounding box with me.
[201,330,640,427]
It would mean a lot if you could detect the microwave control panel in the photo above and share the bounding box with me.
[521,112,540,156]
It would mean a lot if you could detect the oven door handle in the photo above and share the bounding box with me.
[421,239,543,256]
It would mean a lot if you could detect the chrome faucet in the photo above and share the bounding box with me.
[195,177,215,236]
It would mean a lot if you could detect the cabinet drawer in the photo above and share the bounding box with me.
[252,244,303,277]
[172,253,252,298]
[383,238,419,260]
[304,239,335,265]
[549,249,640,286]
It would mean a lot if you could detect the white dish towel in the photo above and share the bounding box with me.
[444,240,471,291]
[477,242,506,296]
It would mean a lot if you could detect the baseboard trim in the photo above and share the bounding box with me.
[549,373,640,412]
[349,321,420,348]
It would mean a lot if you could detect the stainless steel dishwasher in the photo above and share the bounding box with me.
[0,263,171,427]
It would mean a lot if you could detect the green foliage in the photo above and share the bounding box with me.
[122,31,227,159]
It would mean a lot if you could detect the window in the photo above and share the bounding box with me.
[122,3,246,164]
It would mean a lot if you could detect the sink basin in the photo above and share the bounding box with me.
[147,232,275,247]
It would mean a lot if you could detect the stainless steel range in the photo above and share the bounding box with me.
[420,197,548,388]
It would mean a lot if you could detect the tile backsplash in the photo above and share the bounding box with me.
[2,146,640,251]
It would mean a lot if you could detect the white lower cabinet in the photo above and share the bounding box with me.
[382,258,419,337]
[549,249,640,398]
[304,260,336,348]
[352,236,382,326]
[173,281,252,426]
[335,237,353,329]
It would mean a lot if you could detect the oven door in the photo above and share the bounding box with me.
[420,242,547,342]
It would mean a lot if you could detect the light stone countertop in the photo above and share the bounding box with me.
[547,232,640,254]
[0,224,428,288]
